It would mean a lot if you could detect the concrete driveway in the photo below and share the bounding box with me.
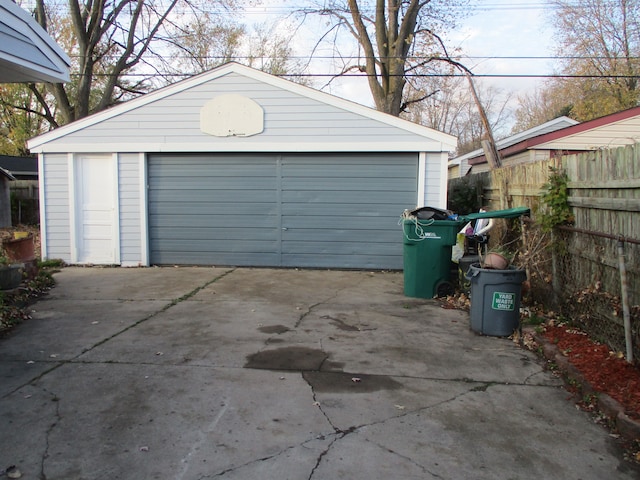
[0,267,638,479]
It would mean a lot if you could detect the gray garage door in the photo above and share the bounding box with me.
[148,153,417,269]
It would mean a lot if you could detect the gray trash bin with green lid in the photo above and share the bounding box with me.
[467,263,527,336]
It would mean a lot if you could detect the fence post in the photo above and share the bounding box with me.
[551,230,560,307]
[617,238,633,363]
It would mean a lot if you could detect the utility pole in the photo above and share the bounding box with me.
[465,72,502,169]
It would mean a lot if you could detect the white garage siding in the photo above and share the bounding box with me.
[39,153,70,260]
[117,153,145,266]
[148,153,418,269]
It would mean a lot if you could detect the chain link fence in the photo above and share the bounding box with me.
[515,220,640,362]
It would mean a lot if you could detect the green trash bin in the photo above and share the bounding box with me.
[402,218,463,298]
[467,263,527,336]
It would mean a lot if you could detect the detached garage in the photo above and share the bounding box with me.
[27,62,456,270]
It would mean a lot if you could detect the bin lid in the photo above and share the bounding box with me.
[460,206,530,221]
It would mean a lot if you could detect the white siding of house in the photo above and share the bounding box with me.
[118,153,143,266]
[40,153,70,261]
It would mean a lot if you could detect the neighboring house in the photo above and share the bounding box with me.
[0,155,37,181]
[27,62,457,269]
[0,0,70,83]
[0,155,39,225]
[0,167,15,228]
[448,116,579,178]
[450,107,640,176]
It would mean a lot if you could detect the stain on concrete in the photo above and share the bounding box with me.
[245,346,345,372]
[258,324,290,334]
[303,371,402,393]
[246,347,328,371]
[321,315,360,331]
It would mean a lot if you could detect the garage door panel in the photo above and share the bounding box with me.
[152,251,280,266]
[149,152,417,268]
[283,239,401,255]
[151,155,272,167]
[283,228,394,242]
[152,177,277,190]
[283,165,415,178]
[149,202,278,216]
[150,227,279,240]
[154,164,275,177]
[283,177,412,191]
[148,153,278,265]
[149,190,275,203]
[279,153,416,269]
[152,238,278,252]
[281,253,398,269]
[282,202,407,216]
[282,190,411,204]
[150,214,277,228]
[282,216,398,230]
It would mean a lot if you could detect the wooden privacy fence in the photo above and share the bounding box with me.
[449,144,640,361]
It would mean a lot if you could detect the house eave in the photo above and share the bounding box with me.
[29,141,455,155]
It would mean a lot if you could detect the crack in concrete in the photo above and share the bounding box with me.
[294,302,322,329]
[299,384,509,479]
[293,285,344,330]
[370,441,444,479]
[307,436,339,480]
[194,434,335,479]
[169,368,559,479]
[38,387,60,480]
[302,372,339,433]
[301,368,362,479]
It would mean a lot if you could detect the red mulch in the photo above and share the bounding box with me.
[544,324,640,420]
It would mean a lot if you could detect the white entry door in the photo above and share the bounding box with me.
[75,155,117,264]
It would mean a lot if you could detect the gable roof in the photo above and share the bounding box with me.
[461,107,640,167]
[27,62,456,153]
[522,105,640,151]
[0,0,70,83]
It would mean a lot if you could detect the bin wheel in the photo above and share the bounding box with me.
[435,281,454,298]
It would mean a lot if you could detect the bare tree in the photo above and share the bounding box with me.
[167,13,246,76]
[510,86,574,133]
[25,0,240,126]
[553,0,640,118]
[513,0,640,126]
[304,0,470,116]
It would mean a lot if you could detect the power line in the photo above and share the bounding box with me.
[75,72,640,79]
[64,54,640,61]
